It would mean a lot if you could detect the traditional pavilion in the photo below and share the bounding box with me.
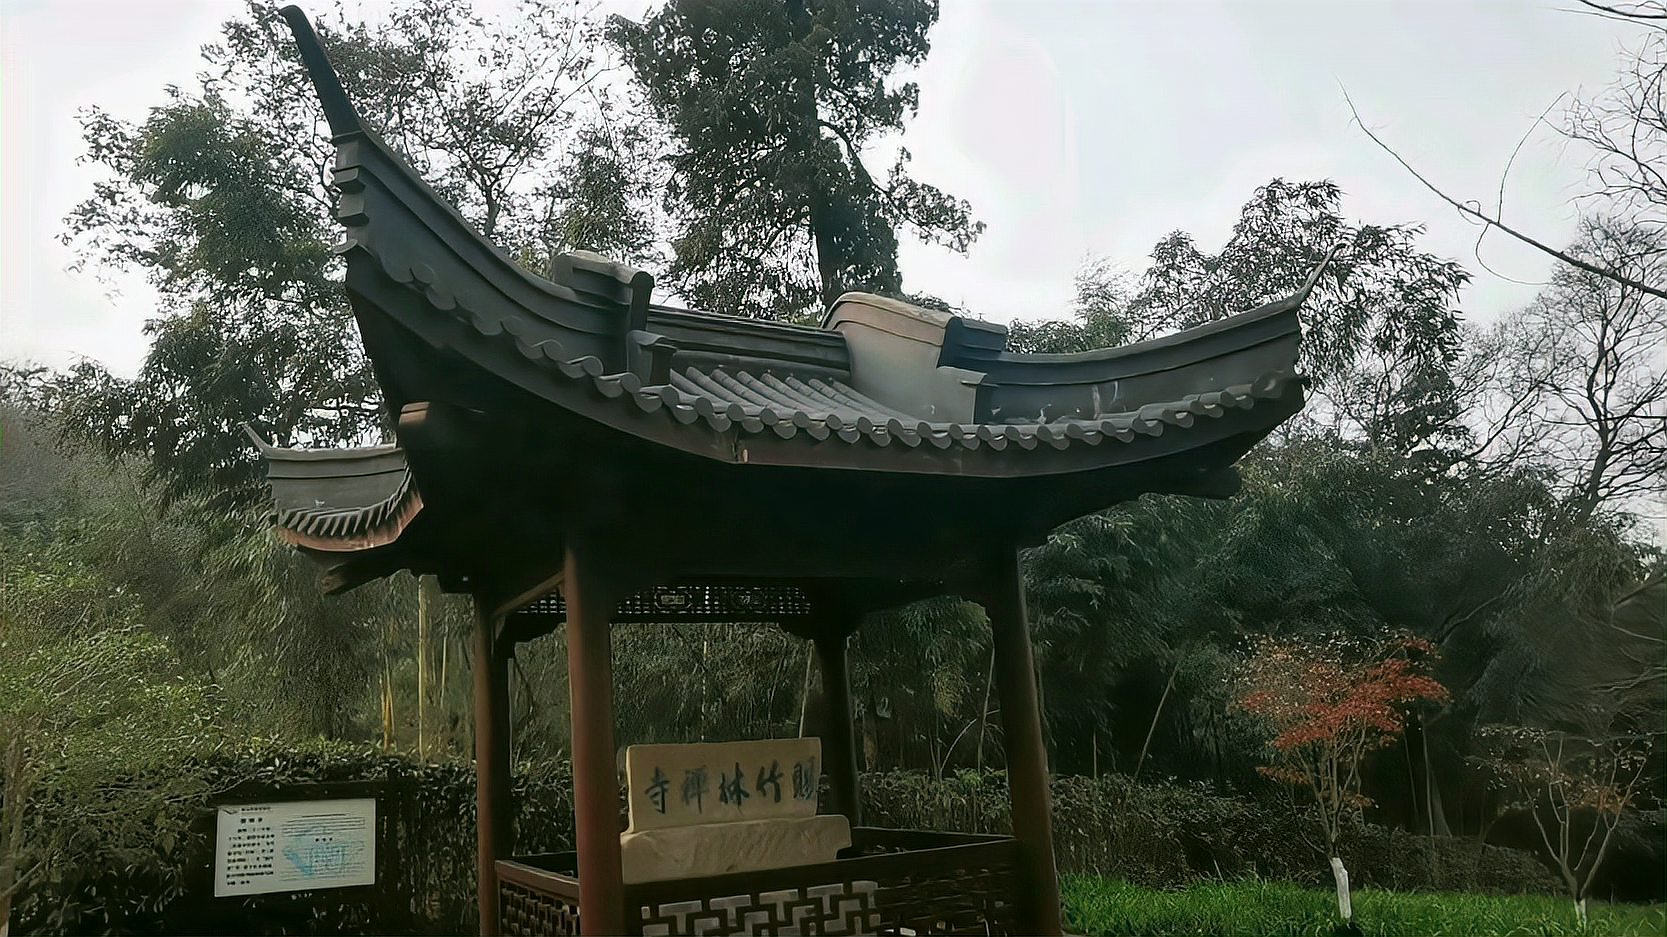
[260,8,1321,936]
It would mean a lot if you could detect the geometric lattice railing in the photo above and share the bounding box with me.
[499,829,1021,936]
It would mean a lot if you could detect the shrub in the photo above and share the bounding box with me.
[10,755,1560,935]
[863,770,1561,895]
[10,744,575,936]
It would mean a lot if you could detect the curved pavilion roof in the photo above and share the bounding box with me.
[259,7,1326,601]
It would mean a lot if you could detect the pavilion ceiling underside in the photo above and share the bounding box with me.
[257,397,1283,563]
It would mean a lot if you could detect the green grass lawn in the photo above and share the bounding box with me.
[1062,875,1667,936]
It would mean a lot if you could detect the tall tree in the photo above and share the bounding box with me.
[611,0,982,319]
[0,543,220,937]
[58,0,630,507]
[1010,180,1470,455]
[1127,179,1470,455]
[1471,219,1666,523]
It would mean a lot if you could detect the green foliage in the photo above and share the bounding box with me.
[0,521,222,934]
[850,598,988,772]
[0,413,477,746]
[1004,257,1133,354]
[1000,428,1658,829]
[1029,179,1471,453]
[609,621,809,747]
[1131,180,1467,394]
[543,121,660,266]
[1062,877,1666,937]
[8,742,578,936]
[54,0,626,508]
[9,748,1565,936]
[611,0,981,318]
[963,255,1140,357]
[863,770,1559,895]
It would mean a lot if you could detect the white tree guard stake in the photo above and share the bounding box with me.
[1330,856,1353,922]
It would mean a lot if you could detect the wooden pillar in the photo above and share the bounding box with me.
[564,540,626,936]
[472,605,512,937]
[977,549,1062,936]
[813,632,862,826]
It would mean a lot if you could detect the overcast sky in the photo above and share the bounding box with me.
[1,0,1647,377]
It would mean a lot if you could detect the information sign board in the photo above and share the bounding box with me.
[213,798,376,897]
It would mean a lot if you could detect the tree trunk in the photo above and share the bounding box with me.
[417,576,431,760]
[975,645,994,772]
[1033,660,1055,773]
[1132,652,1183,784]
[781,0,844,310]
[1575,896,1588,927]
[380,652,393,752]
[1329,856,1353,923]
[699,633,710,741]
[1403,736,1421,832]
[861,689,879,771]
[1420,722,1451,836]
[797,644,815,737]
[930,704,943,780]
[438,626,449,752]
[810,199,843,310]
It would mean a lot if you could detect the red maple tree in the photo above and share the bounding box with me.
[1234,632,1448,924]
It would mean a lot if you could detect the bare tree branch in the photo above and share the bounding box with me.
[1342,87,1667,300]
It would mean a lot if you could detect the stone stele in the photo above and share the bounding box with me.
[624,738,822,832]
[619,814,853,885]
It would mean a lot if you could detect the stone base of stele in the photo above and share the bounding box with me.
[620,814,852,884]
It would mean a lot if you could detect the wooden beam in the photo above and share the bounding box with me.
[973,549,1062,936]
[471,603,512,936]
[813,632,862,826]
[563,537,626,935]
[490,566,565,622]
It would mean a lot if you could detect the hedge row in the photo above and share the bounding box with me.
[12,748,1559,935]
[863,771,1561,895]
[12,747,568,936]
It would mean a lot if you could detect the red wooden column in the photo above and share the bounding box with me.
[977,549,1063,936]
[813,632,862,826]
[564,538,626,935]
[473,605,513,936]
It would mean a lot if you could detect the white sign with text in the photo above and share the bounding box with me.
[213,798,376,897]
